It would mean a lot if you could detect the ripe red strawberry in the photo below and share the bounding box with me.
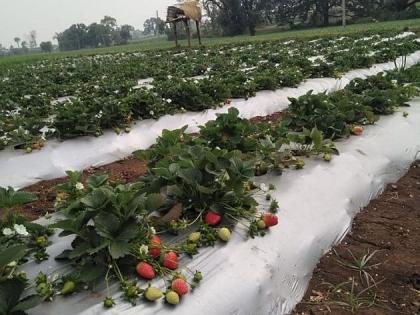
[204,211,222,226]
[262,213,278,227]
[149,235,162,258]
[162,251,178,270]
[136,262,155,280]
[171,278,189,296]
[352,126,364,136]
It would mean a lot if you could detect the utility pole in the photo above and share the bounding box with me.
[156,10,159,37]
[342,0,346,27]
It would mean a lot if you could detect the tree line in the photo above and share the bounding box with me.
[201,0,419,36]
[55,16,134,51]
[2,30,53,56]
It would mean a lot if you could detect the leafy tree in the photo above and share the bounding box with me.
[40,41,53,53]
[119,24,134,44]
[13,37,20,48]
[203,0,275,36]
[56,17,135,50]
[387,0,420,10]
[143,17,166,36]
[86,23,111,47]
[208,0,248,36]
[101,15,117,29]
[241,0,272,35]
[56,23,88,51]
[20,41,28,50]
[29,30,37,48]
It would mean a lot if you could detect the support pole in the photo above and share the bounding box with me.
[156,10,159,37]
[184,19,191,48]
[173,22,178,47]
[342,0,346,27]
[196,20,202,46]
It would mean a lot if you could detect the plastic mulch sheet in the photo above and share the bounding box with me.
[26,97,420,315]
[1,51,420,189]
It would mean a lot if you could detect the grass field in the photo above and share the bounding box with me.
[1,18,419,66]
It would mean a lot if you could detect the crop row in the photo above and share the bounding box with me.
[0,31,419,151]
[1,62,419,313]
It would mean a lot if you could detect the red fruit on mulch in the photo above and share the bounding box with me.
[204,211,222,226]
[163,251,178,270]
[352,125,364,136]
[171,278,189,296]
[136,262,156,280]
[149,235,162,258]
[262,213,278,227]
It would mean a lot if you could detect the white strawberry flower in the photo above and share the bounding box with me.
[7,261,17,267]
[149,227,156,235]
[14,224,29,236]
[139,245,149,255]
[260,183,269,192]
[2,227,14,236]
[75,182,84,191]
[166,99,172,104]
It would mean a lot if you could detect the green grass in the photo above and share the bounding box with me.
[1,18,419,66]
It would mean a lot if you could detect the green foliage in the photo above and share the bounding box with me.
[0,278,43,315]
[0,187,37,209]
[1,31,419,151]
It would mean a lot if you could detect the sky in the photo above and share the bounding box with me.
[0,0,175,47]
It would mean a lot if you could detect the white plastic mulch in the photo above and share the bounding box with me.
[15,53,419,314]
[1,51,420,189]
[26,96,420,315]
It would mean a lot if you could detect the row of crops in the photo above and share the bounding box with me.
[0,31,419,151]
[1,59,420,313]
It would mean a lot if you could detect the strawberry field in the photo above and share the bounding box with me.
[1,30,420,315]
[0,31,419,151]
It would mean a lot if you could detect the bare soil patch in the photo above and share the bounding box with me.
[292,162,420,315]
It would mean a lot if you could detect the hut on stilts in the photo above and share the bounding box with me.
[166,1,202,47]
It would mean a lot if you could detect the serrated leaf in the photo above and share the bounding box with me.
[109,240,130,259]
[94,212,120,239]
[87,174,109,189]
[0,245,27,267]
[0,279,25,314]
[81,188,111,209]
[145,193,164,212]
[68,242,92,259]
[79,263,107,283]
[0,187,37,208]
[13,294,43,312]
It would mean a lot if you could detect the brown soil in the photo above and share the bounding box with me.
[249,111,286,124]
[13,157,148,220]
[292,162,420,315]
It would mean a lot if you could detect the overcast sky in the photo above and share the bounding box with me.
[0,0,175,47]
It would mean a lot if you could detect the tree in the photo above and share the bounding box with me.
[119,24,134,44]
[271,0,311,26]
[29,30,37,48]
[143,17,165,36]
[241,0,272,35]
[40,41,53,53]
[204,0,248,36]
[86,23,111,47]
[14,37,21,48]
[203,0,273,36]
[101,16,117,29]
[56,24,88,50]
[387,0,420,10]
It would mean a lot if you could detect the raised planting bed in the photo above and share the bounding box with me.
[0,32,419,151]
[1,63,420,314]
[1,49,420,189]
